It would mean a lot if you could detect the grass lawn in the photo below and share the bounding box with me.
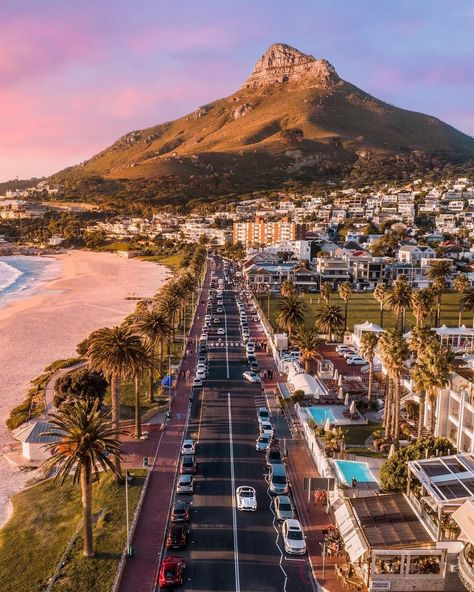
[264,290,467,333]
[344,447,386,459]
[0,472,146,592]
[344,423,381,446]
[140,253,184,269]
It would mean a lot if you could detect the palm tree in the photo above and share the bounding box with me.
[410,288,435,327]
[461,288,474,328]
[407,324,436,355]
[127,309,172,402]
[42,400,121,557]
[276,294,307,337]
[454,274,470,326]
[359,332,379,401]
[320,282,331,305]
[373,284,388,328]
[156,290,181,341]
[410,362,429,438]
[384,275,412,332]
[291,326,322,372]
[315,305,344,342]
[86,326,147,476]
[338,281,353,332]
[426,259,452,326]
[377,330,409,446]
[281,280,296,297]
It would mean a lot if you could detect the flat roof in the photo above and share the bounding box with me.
[350,493,434,549]
[409,454,474,504]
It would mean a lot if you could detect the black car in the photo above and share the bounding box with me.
[266,447,282,466]
[180,455,197,474]
[198,354,207,364]
[166,522,190,549]
[170,500,190,523]
[250,361,260,372]
[247,354,257,365]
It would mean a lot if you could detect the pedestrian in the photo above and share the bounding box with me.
[269,369,273,380]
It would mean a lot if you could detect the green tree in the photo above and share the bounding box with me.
[42,400,121,557]
[380,437,454,492]
[320,282,331,305]
[454,274,470,326]
[373,283,388,328]
[291,326,322,372]
[276,294,307,337]
[410,288,435,327]
[281,280,296,297]
[314,305,344,342]
[426,259,452,326]
[384,275,412,332]
[359,332,379,401]
[461,288,474,328]
[86,325,147,477]
[338,281,353,332]
[54,369,107,410]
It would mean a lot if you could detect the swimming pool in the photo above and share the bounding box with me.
[307,406,337,424]
[333,460,377,486]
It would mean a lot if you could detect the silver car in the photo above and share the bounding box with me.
[256,433,272,452]
[274,495,295,522]
[176,474,194,494]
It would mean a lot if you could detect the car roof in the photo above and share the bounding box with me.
[277,495,291,502]
[285,518,301,528]
[183,439,194,445]
[258,407,269,413]
[238,486,255,492]
[174,500,187,508]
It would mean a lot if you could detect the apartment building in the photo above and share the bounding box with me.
[232,216,306,247]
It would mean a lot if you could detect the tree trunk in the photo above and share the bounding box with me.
[81,460,94,557]
[135,375,142,439]
[148,366,154,404]
[110,374,122,479]
[458,304,463,328]
[367,361,373,401]
[436,294,442,326]
[429,391,437,435]
[383,380,392,434]
[344,300,348,332]
[380,304,384,329]
[159,340,164,376]
[393,376,400,447]
[417,391,426,438]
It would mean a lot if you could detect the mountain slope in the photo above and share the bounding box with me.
[52,43,474,195]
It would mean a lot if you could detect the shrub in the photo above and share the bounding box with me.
[291,390,306,405]
[54,369,108,409]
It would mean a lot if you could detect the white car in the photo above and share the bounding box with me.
[236,486,257,511]
[342,349,358,359]
[259,422,274,437]
[336,344,352,353]
[217,307,224,313]
[243,371,260,383]
[257,407,270,424]
[176,474,194,494]
[192,376,203,388]
[217,328,225,335]
[181,439,196,455]
[217,300,223,305]
[196,366,207,378]
[346,355,367,366]
[282,519,306,555]
[256,434,272,451]
[204,315,211,322]
[246,342,255,354]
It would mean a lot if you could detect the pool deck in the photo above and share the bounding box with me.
[305,405,368,426]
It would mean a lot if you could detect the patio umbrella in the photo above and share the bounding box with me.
[333,368,339,380]
[338,374,343,387]
[344,393,350,406]
[324,417,331,432]
[314,390,320,401]
[338,386,344,400]
[349,400,356,416]
[389,443,396,458]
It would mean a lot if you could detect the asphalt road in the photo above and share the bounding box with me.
[162,259,314,592]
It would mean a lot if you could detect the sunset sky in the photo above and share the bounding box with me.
[2,0,473,181]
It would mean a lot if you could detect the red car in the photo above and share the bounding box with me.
[158,556,185,588]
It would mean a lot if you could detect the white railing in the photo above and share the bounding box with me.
[459,545,474,592]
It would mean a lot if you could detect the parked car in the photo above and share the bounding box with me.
[282,519,306,555]
[179,455,196,475]
[236,486,257,511]
[246,342,256,354]
[166,523,190,549]
[346,356,367,366]
[181,439,196,456]
[217,327,225,335]
[256,433,272,451]
[250,361,260,372]
[243,371,261,383]
[247,354,257,365]
[170,500,190,523]
[192,376,203,388]
[260,422,274,437]
[257,407,270,423]
[158,556,185,588]
[342,349,358,359]
[266,447,282,466]
[217,307,223,313]
[176,474,194,494]
[274,495,295,522]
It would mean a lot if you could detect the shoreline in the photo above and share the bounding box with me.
[0,250,170,528]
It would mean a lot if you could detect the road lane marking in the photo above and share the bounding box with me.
[228,392,240,592]
[265,474,289,592]
[223,296,230,379]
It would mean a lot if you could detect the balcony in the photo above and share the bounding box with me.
[458,544,474,592]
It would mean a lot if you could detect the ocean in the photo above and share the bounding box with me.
[0,256,61,309]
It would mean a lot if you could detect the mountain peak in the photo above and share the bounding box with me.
[243,43,339,91]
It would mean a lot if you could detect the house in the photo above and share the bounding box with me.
[397,245,436,265]
[351,257,391,290]
[13,420,60,462]
[316,257,350,283]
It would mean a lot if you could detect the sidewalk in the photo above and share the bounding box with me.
[247,299,344,592]
[118,269,210,592]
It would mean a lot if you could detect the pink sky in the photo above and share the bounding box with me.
[1,0,473,181]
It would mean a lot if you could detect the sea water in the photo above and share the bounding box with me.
[0,256,60,309]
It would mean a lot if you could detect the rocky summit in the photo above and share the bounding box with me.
[52,43,474,202]
[243,43,339,91]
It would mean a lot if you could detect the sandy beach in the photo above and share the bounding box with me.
[0,250,170,526]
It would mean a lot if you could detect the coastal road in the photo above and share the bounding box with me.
[167,260,314,592]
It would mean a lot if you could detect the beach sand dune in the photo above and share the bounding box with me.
[0,250,170,526]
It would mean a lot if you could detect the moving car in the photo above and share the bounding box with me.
[170,500,190,523]
[256,433,272,451]
[192,376,203,388]
[250,361,260,372]
[158,556,185,588]
[274,495,295,522]
[346,355,367,366]
[179,455,196,475]
[181,439,196,455]
[246,342,255,354]
[196,366,207,379]
[217,327,225,335]
[236,486,257,511]
[247,354,257,365]
[176,474,194,494]
[243,371,260,383]
[166,523,190,549]
[216,307,223,313]
[282,519,306,555]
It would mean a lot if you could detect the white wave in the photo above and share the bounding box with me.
[0,261,23,294]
